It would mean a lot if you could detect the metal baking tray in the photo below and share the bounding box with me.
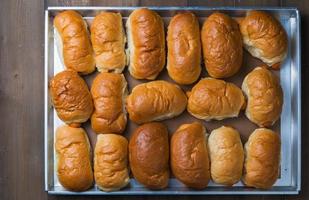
[44,6,301,195]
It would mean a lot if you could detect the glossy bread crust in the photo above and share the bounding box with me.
[239,11,288,69]
[167,12,201,84]
[55,125,93,191]
[126,8,165,80]
[126,80,187,124]
[243,128,281,189]
[54,10,95,74]
[170,122,210,189]
[129,122,169,189]
[49,70,93,126]
[91,73,127,134]
[242,67,283,127]
[187,78,245,121]
[94,134,129,191]
[201,12,243,78]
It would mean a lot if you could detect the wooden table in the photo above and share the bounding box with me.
[0,0,307,199]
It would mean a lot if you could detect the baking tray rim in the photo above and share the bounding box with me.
[44,6,301,195]
[46,6,299,11]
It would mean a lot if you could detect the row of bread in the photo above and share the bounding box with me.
[54,8,287,82]
[55,122,280,192]
[50,66,282,130]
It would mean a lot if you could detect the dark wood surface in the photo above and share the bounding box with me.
[0,0,307,199]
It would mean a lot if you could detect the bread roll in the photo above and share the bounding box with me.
[187,78,245,121]
[126,8,165,80]
[201,12,243,78]
[243,128,281,189]
[126,80,187,124]
[94,134,129,191]
[242,67,283,127]
[55,125,93,191]
[208,126,244,186]
[170,122,210,189]
[129,122,169,189]
[91,12,126,73]
[49,70,93,127]
[91,73,127,134]
[54,11,95,74]
[167,12,201,84]
[239,11,288,70]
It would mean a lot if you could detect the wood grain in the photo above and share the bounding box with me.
[0,0,307,200]
[0,0,45,199]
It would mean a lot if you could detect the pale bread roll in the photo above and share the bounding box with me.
[208,126,244,186]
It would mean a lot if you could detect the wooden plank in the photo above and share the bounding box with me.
[0,0,46,199]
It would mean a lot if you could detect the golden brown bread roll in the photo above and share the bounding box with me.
[201,12,243,78]
[129,122,169,189]
[167,12,201,84]
[243,128,281,189]
[55,125,93,191]
[208,126,244,186]
[126,8,165,80]
[49,70,93,127]
[239,11,288,70]
[242,67,283,127]
[94,134,129,192]
[91,12,126,73]
[170,122,210,189]
[91,73,127,134]
[54,10,95,74]
[187,78,245,121]
[126,80,187,124]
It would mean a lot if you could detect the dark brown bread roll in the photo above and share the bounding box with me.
[129,122,169,189]
[170,122,210,189]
